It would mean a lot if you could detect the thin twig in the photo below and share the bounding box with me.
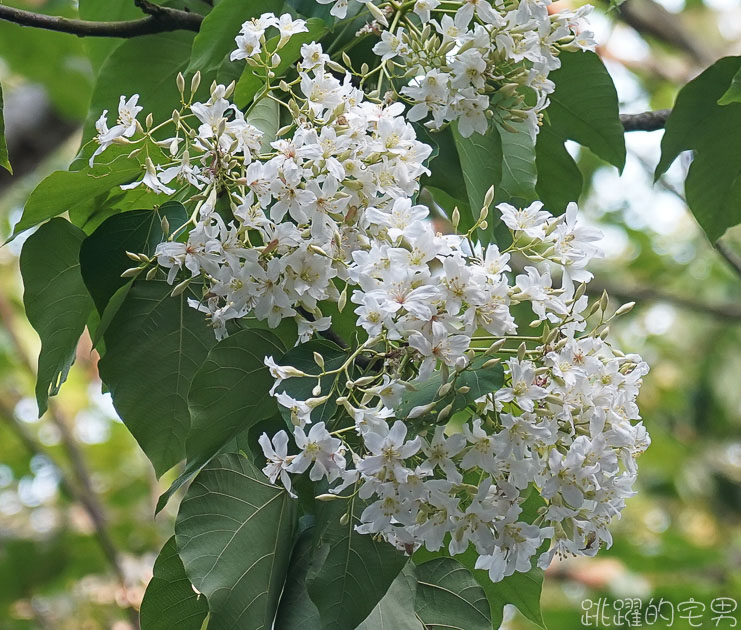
[0,3,202,38]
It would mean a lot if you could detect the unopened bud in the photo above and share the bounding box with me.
[176,72,185,95]
[190,71,201,95]
[121,266,142,278]
[517,342,527,361]
[316,493,341,502]
[408,402,436,419]
[171,277,191,296]
[312,383,322,397]
[451,207,460,229]
[366,1,389,26]
[339,512,350,525]
[342,51,352,68]
[599,326,610,340]
[614,301,636,316]
[437,402,454,421]
[599,290,609,312]
[457,385,471,395]
[482,358,501,369]
[313,352,325,369]
[161,215,170,236]
[483,185,495,209]
[437,382,453,398]
[146,266,158,281]
[485,338,506,355]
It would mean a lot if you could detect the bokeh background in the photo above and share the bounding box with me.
[1,0,740,628]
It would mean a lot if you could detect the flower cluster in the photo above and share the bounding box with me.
[88,6,649,586]
[260,197,650,582]
[362,0,596,138]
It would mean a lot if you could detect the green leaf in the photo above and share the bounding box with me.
[76,31,195,165]
[544,51,626,172]
[98,279,217,477]
[656,56,741,241]
[396,355,504,423]
[20,218,94,416]
[357,563,423,630]
[414,558,491,630]
[0,81,10,174]
[307,493,408,630]
[140,536,208,630]
[188,0,282,75]
[185,328,286,470]
[10,157,142,239]
[175,453,297,629]
[234,18,328,108]
[535,121,583,214]
[80,203,188,313]
[719,66,741,105]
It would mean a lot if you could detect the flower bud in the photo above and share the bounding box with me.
[190,71,201,96]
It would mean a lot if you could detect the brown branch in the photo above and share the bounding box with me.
[0,3,202,38]
[621,109,671,132]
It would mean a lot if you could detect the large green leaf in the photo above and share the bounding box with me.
[10,157,142,239]
[176,453,297,630]
[20,218,94,416]
[414,558,491,630]
[185,328,286,469]
[234,18,328,108]
[80,203,188,313]
[189,0,282,75]
[76,31,196,165]
[140,536,208,630]
[98,279,217,477]
[0,81,10,174]
[357,563,423,630]
[306,493,408,630]
[536,51,625,214]
[655,56,741,242]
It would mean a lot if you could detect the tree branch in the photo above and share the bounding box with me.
[0,3,202,38]
[621,109,671,132]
